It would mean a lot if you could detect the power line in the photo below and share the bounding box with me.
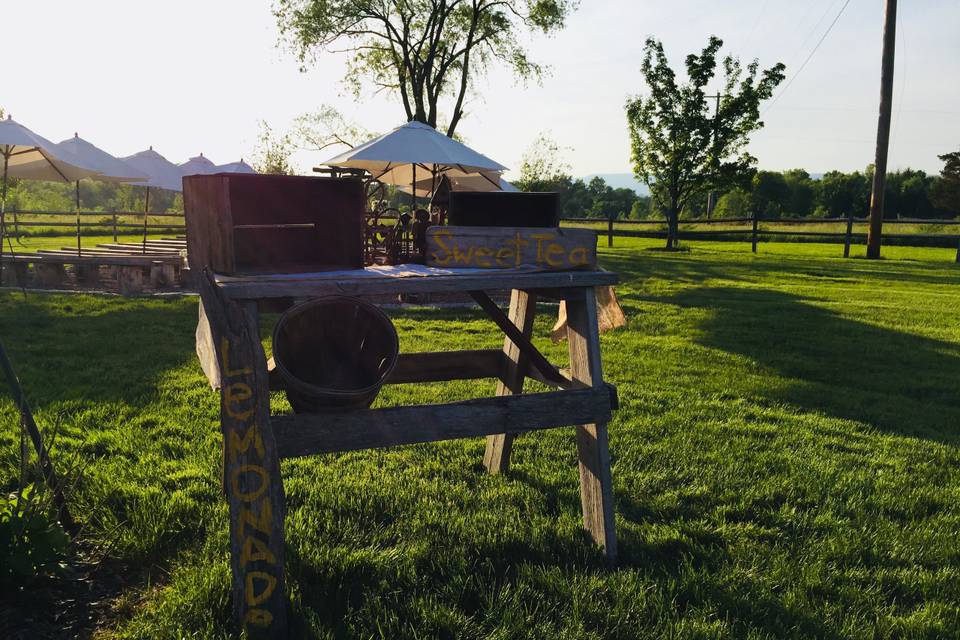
[764,0,854,113]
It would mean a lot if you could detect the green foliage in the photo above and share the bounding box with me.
[626,36,785,246]
[5,180,181,214]
[725,167,951,220]
[252,121,296,175]
[713,187,750,218]
[0,484,69,585]
[930,149,960,214]
[515,133,647,219]
[275,0,574,136]
[750,170,790,217]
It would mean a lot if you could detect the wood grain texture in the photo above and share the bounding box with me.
[426,226,597,270]
[484,289,536,474]
[215,269,618,300]
[389,349,505,384]
[566,286,618,564]
[469,290,569,389]
[197,272,288,638]
[272,387,613,459]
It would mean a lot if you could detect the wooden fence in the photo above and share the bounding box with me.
[5,209,959,263]
[1,209,186,247]
[561,214,960,263]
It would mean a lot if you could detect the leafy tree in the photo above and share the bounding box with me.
[751,170,790,218]
[931,150,960,215]
[276,0,574,137]
[782,169,816,217]
[625,36,784,248]
[629,196,653,219]
[819,170,869,218]
[714,188,750,218]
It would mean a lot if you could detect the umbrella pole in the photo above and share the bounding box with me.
[142,186,150,255]
[411,164,416,212]
[75,181,81,257]
[0,153,7,280]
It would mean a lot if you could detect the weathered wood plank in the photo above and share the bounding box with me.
[215,269,618,300]
[197,272,288,638]
[426,226,597,270]
[272,387,613,459]
[267,349,506,391]
[10,252,181,266]
[566,287,617,564]
[469,290,570,389]
[484,289,536,474]
[389,349,505,384]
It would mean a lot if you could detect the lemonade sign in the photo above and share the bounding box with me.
[426,226,597,270]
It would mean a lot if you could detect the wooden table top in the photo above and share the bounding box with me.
[214,264,618,299]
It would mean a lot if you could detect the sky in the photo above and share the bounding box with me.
[3,0,958,179]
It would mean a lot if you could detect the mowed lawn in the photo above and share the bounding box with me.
[2,239,960,639]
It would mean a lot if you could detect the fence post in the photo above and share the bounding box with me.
[843,214,854,258]
[751,211,759,253]
[112,213,118,242]
[607,215,614,248]
[955,236,960,264]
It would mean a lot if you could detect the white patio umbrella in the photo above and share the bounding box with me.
[215,159,256,174]
[399,172,519,195]
[56,133,147,255]
[122,147,185,192]
[0,115,98,267]
[323,121,508,205]
[179,153,218,176]
[121,147,185,253]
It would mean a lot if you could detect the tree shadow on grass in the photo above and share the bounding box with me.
[0,294,199,408]
[652,286,960,443]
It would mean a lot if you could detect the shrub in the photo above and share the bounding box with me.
[0,483,69,586]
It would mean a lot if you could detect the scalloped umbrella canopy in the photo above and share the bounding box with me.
[399,172,518,195]
[179,153,218,176]
[122,147,185,192]
[215,159,256,174]
[56,133,146,182]
[0,115,99,182]
[323,121,507,192]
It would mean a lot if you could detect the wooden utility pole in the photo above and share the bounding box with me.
[866,0,897,259]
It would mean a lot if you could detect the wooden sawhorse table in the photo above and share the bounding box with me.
[195,266,620,638]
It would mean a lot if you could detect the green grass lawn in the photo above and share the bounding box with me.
[2,239,960,638]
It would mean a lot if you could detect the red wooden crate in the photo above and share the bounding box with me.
[184,173,364,275]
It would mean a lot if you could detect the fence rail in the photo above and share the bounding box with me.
[1,208,186,245]
[561,214,960,263]
[4,208,958,263]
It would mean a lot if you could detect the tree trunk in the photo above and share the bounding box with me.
[666,205,679,249]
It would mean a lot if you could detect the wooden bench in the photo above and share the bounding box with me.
[1,252,183,294]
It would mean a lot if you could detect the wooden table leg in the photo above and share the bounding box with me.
[483,289,537,474]
[198,276,288,637]
[566,287,618,563]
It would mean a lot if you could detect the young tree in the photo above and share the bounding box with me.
[275,0,575,137]
[515,132,572,191]
[292,105,374,153]
[252,121,296,175]
[625,36,784,248]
